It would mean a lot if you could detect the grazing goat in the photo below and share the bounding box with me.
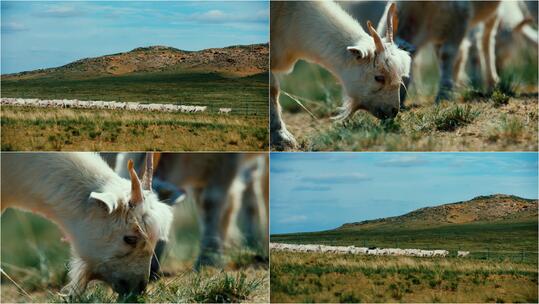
[457,250,471,257]
[378,1,501,105]
[1,153,173,297]
[270,1,411,150]
[467,0,538,81]
[218,107,232,114]
[115,153,268,270]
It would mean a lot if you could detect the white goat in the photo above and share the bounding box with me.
[219,107,232,114]
[1,153,173,296]
[467,0,538,80]
[457,250,471,257]
[270,1,411,150]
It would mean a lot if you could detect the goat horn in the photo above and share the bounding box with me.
[367,21,385,53]
[128,159,143,205]
[141,153,153,191]
[386,3,397,43]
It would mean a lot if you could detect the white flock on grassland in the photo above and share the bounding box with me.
[270,1,411,150]
[270,243,457,258]
[0,97,215,113]
[1,153,173,297]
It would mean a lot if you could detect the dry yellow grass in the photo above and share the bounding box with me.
[270,250,538,303]
[1,106,268,151]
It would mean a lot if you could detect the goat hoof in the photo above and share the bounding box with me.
[435,91,454,103]
[271,129,297,151]
[194,253,222,270]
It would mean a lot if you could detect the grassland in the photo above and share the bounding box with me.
[1,106,267,151]
[271,206,538,302]
[276,48,538,151]
[270,251,538,303]
[272,218,538,264]
[1,72,268,151]
[1,72,268,115]
[1,199,268,303]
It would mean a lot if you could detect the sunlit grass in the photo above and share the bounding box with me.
[275,47,538,151]
[270,250,538,303]
[0,106,268,151]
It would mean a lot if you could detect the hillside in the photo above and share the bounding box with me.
[2,43,268,80]
[339,194,538,230]
[271,194,538,253]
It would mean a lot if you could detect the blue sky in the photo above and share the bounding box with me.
[270,153,538,234]
[1,1,269,74]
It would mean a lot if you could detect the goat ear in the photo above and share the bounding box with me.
[347,46,371,60]
[89,192,118,214]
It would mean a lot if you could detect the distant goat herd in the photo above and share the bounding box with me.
[0,97,234,114]
[270,242,471,258]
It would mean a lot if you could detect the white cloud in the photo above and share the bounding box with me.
[36,5,84,18]
[278,215,307,224]
[1,22,28,33]
[301,173,371,184]
[186,9,268,24]
[293,185,332,192]
[377,155,428,167]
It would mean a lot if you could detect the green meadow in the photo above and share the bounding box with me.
[1,72,269,151]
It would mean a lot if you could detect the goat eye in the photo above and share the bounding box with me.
[375,75,385,84]
[123,236,138,246]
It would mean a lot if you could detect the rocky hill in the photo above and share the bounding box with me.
[2,43,268,80]
[339,194,538,230]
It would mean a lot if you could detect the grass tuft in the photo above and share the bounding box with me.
[186,271,264,303]
[432,104,479,132]
[491,90,510,108]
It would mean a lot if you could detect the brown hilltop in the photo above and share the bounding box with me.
[3,43,269,80]
[339,194,538,230]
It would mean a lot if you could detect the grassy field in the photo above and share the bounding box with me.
[276,48,538,151]
[1,199,269,303]
[272,218,538,264]
[0,71,268,151]
[271,215,538,302]
[1,72,268,116]
[1,106,267,151]
[270,250,538,303]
